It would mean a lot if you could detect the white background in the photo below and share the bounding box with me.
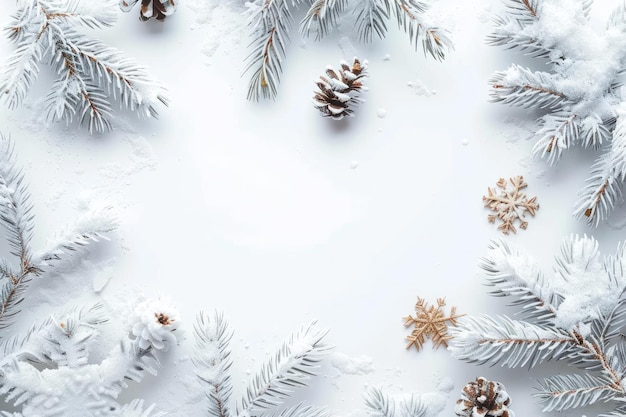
[1,0,626,416]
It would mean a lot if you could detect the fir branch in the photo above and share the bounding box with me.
[480,239,561,325]
[32,204,118,272]
[503,0,539,23]
[490,65,567,109]
[193,311,234,417]
[365,387,396,417]
[532,112,580,165]
[489,0,626,223]
[300,0,347,40]
[451,236,626,415]
[391,0,451,60]
[238,321,331,415]
[536,373,620,411]
[0,135,116,339]
[487,18,551,58]
[449,315,577,368]
[364,387,428,417]
[1,0,168,133]
[244,0,294,101]
[573,153,623,226]
[354,0,391,43]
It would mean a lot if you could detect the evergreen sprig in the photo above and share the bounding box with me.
[488,0,626,225]
[193,311,331,417]
[0,134,117,340]
[450,235,626,415]
[244,0,453,101]
[1,0,168,133]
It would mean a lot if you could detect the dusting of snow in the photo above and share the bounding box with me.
[407,79,435,96]
[350,160,359,169]
[377,108,387,118]
[461,138,469,146]
[330,352,375,375]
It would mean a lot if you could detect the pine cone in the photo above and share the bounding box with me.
[455,377,514,417]
[120,0,177,21]
[313,57,368,120]
[129,298,180,351]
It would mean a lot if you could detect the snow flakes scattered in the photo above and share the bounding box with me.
[483,176,539,234]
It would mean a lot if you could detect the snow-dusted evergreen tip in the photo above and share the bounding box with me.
[193,311,332,417]
[0,300,176,416]
[244,0,452,101]
[488,0,626,225]
[449,235,626,415]
[0,134,117,338]
[1,0,169,133]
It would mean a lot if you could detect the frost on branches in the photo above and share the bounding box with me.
[449,235,626,416]
[0,299,180,416]
[0,134,117,338]
[193,311,332,417]
[244,0,453,101]
[488,0,626,225]
[1,0,168,133]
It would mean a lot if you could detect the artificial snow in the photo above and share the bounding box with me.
[330,352,375,375]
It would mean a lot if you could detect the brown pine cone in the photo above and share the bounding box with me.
[455,377,514,417]
[313,57,368,120]
[120,0,177,21]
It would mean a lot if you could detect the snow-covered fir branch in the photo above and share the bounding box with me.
[449,235,626,415]
[244,0,452,101]
[193,311,331,417]
[1,0,169,133]
[0,298,180,416]
[0,134,117,338]
[488,0,626,225]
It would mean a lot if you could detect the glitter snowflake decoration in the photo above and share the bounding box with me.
[403,297,464,351]
[483,176,539,234]
[0,300,180,417]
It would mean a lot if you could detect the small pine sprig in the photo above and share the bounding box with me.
[0,134,117,340]
[488,0,626,225]
[364,386,448,417]
[193,311,332,417]
[1,0,169,133]
[313,57,368,120]
[120,0,177,22]
[244,0,452,101]
[449,235,626,414]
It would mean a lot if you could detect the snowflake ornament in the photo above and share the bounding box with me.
[403,297,464,351]
[483,176,539,234]
[0,301,178,417]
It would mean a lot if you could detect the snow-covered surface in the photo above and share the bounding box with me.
[1,0,626,416]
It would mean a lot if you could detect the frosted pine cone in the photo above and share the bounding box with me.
[313,57,368,120]
[130,298,180,351]
[120,0,177,21]
[455,377,514,417]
